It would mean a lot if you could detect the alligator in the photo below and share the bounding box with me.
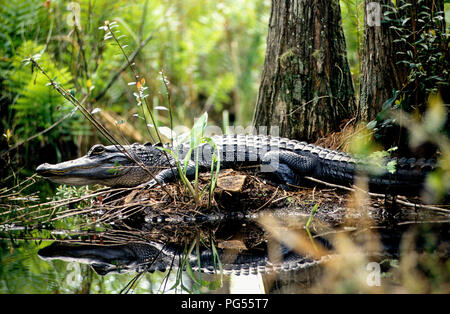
[36,134,436,195]
[38,240,328,276]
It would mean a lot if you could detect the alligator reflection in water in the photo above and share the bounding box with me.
[38,237,327,276]
[37,208,332,275]
[36,210,450,293]
[37,215,333,292]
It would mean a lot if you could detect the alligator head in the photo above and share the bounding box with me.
[36,143,166,187]
[38,241,170,275]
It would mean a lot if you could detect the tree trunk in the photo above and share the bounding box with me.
[357,0,408,122]
[357,0,448,157]
[398,0,447,110]
[358,0,447,122]
[253,0,355,141]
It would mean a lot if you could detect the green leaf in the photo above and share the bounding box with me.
[381,90,399,110]
[366,120,377,130]
[158,126,175,139]
[190,112,208,149]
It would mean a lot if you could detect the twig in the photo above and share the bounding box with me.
[138,0,149,42]
[285,95,333,117]
[160,68,173,145]
[255,187,279,211]
[93,31,154,102]
[304,176,354,192]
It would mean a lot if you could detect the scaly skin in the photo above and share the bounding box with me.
[36,134,436,195]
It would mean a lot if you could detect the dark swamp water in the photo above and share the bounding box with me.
[1,171,450,293]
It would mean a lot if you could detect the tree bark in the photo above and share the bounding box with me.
[253,0,356,141]
[358,0,447,122]
[357,0,408,122]
[399,0,447,109]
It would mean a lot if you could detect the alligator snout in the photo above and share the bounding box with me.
[36,163,54,176]
[36,162,67,177]
[36,163,52,175]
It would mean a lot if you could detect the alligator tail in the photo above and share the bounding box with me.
[317,154,436,195]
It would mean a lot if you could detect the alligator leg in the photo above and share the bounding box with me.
[138,160,202,189]
[261,151,318,188]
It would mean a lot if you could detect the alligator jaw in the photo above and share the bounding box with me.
[36,143,159,187]
[36,158,107,186]
[36,153,134,186]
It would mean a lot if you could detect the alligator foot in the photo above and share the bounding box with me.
[137,179,161,189]
[261,151,316,189]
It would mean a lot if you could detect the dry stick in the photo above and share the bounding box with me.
[4,232,140,245]
[73,17,89,81]
[1,91,89,158]
[36,205,101,223]
[30,59,117,144]
[138,0,149,43]
[106,25,165,146]
[46,191,136,224]
[91,204,141,226]
[0,186,113,219]
[397,219,450,226]
[30,186,140,226]
[100,230,145,243]
[285,95,333,117]
[0,174,38,198]
[89,231,136,243]
[120,272,145,294]
[160,68,174,146]
[1,189,119,228]
[159,253,177,293]
[2,186,113,215]
[0,227,144,244]
[75,191,156,228]
[255,187,279,211]
[120,243,169,294]
[303,176,450,214]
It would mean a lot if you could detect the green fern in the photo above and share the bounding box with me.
[0,0,44,58]
[5,41,83,163]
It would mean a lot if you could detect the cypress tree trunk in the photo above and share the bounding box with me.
[357,0,408,122]
[358,0,447,122]
[398,0,447,109]
[253,0,355,141]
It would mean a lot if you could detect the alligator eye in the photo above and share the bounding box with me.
[90,144,105,155]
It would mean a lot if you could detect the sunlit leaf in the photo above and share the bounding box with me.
[158,126,175,139]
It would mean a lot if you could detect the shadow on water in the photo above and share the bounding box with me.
[1,173,450,293]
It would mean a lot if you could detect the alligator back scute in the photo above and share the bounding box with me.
[310,145,324,155]
[318,148,332,159]
[293,142,308,153]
